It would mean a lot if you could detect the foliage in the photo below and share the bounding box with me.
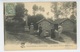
[51,2,77,19]
[6,3,27,32]
[15,3,25,19]
[28,14,45,30]
[14,3,27,27]
[32,4,38,15]
[32,5,45,15]
[39,6,45,12]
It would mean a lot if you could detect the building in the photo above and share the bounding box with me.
[53,18,76,32]
[37,18,53,37]
[37,18,76,37]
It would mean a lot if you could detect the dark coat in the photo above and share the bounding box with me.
[51,29,55,38]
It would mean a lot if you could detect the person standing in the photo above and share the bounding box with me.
[38,25,42,36]
[30,23,34,34]
[51,27,55,39]
[58,25,63,38]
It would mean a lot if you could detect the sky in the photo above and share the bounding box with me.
[5,2,76,20]
[24,2,76,20]
[24,2,54,19]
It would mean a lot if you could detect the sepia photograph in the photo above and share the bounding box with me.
[4,2,77,50]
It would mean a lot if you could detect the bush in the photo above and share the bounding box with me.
[5,19,26,32]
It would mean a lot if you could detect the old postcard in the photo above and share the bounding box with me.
[4,2,77,50]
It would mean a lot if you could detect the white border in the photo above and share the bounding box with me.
[0,0,80,52]
[0,1,4,52]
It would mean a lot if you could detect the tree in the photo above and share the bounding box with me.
[70,14,76,20]
[72,2,76,9]
[32,4,38,15]
[51,2,76,19]
[28,14,45,30]
[13,3,27,32]
[14,3,25,20]
[24,9,28,15]
[39,6,45,12]
[59,2,76,18]
[51,2,59,19]
[71,2,77,20]
[14,3,26,27]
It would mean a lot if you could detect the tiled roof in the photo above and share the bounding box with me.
[37,18,76,25]
[53,18,75,24]
[37,18,53,24]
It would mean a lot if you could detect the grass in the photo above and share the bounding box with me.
[62,31,77,44]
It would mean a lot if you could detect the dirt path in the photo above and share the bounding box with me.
[61,34,75,44]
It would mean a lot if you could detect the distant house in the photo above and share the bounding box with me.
[53,18,76,32]
[37,18,53,37]
[37,18,76,37]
